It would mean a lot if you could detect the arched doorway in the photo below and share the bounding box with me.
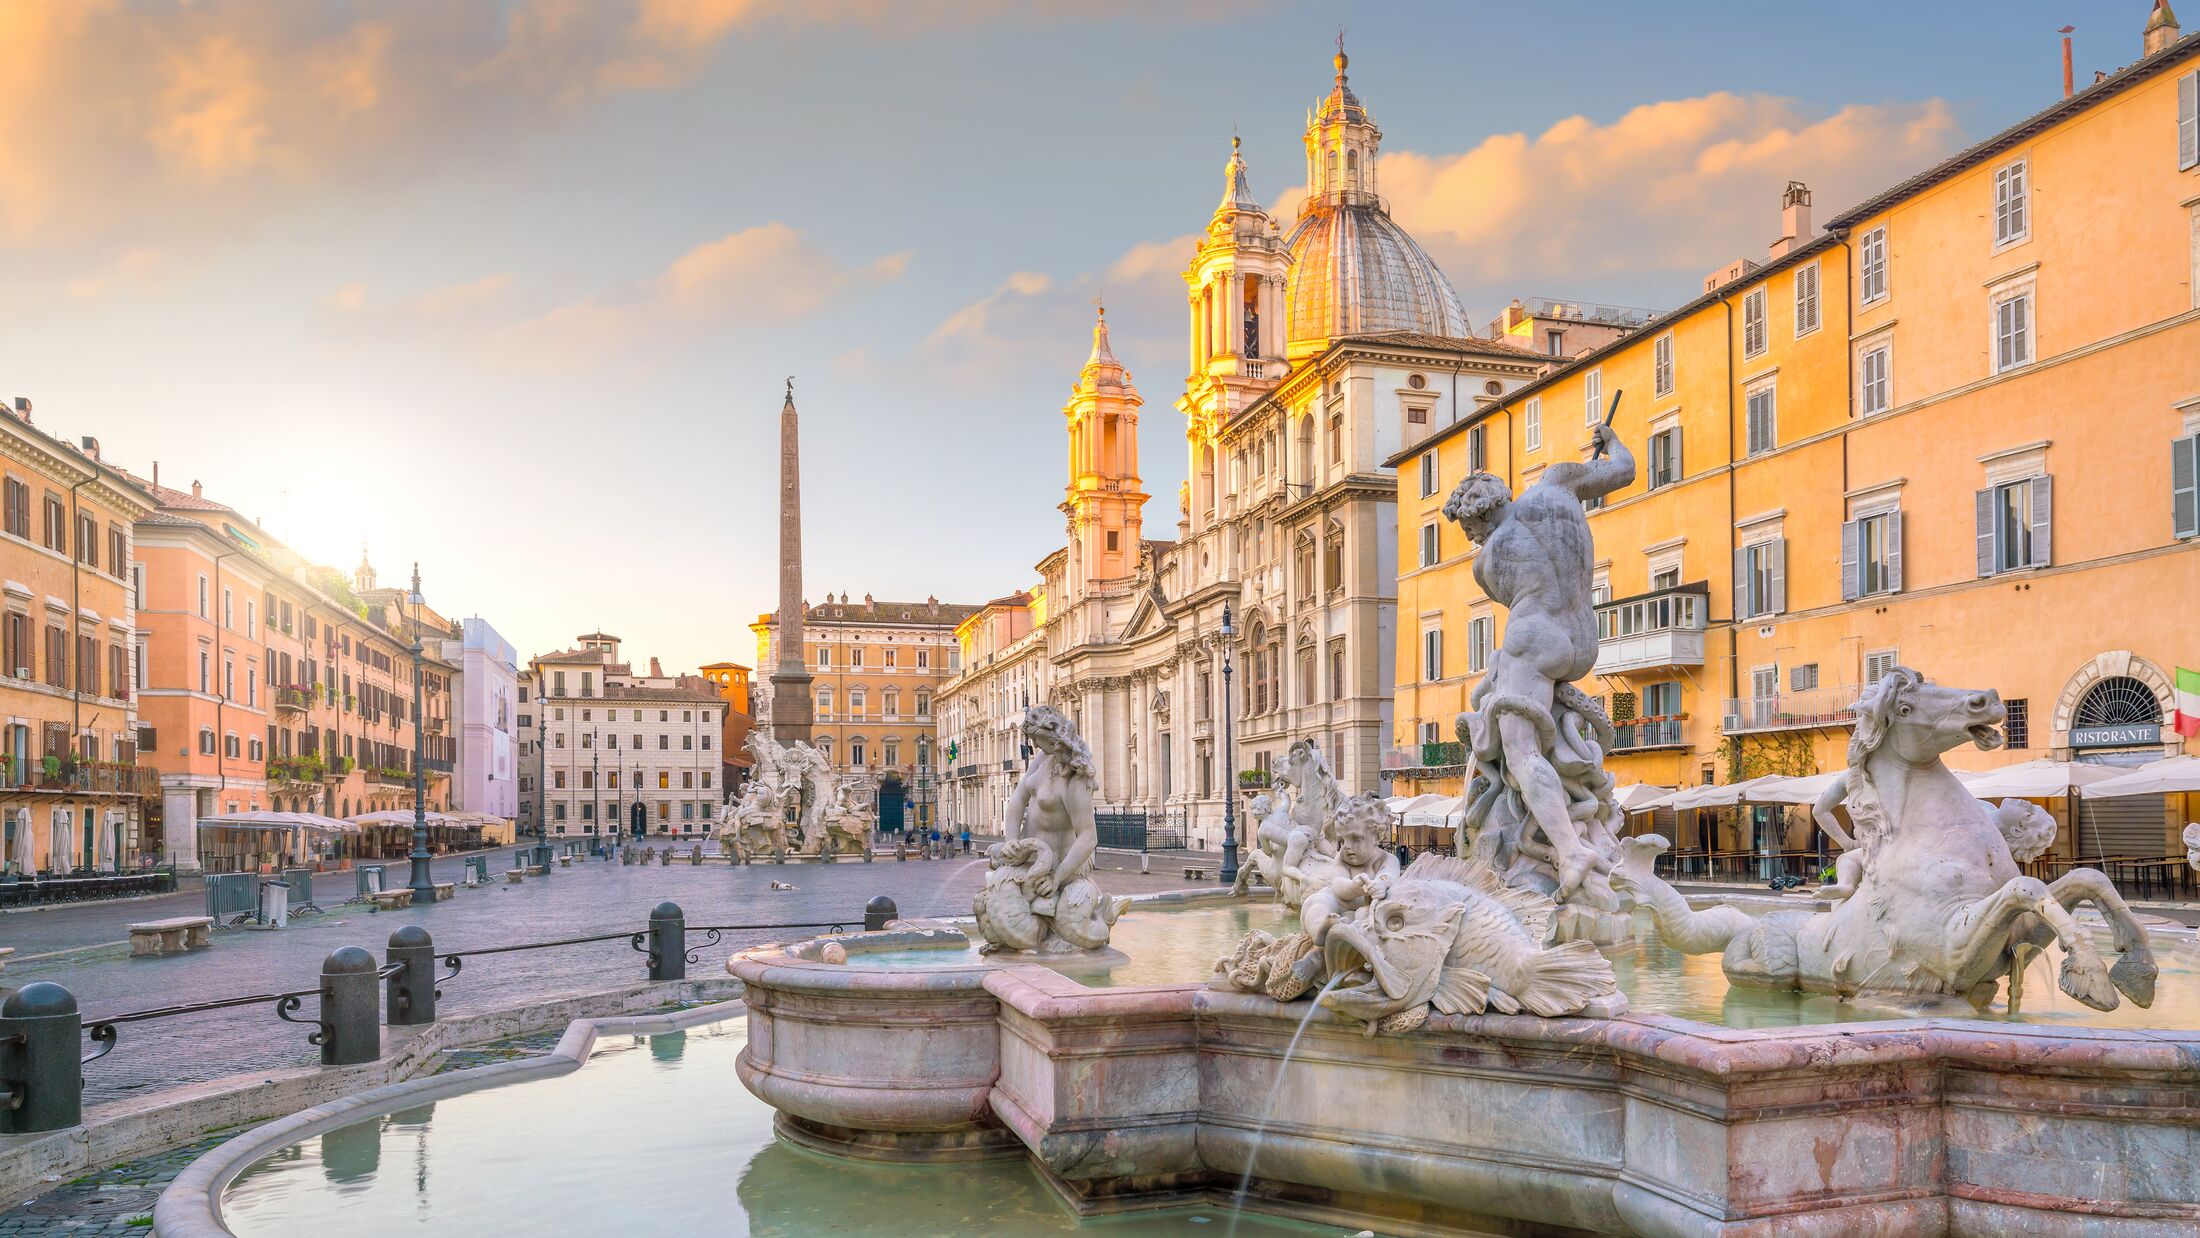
[2055,654,2175,860]
[630,800,646,837]
[876,774,905,835]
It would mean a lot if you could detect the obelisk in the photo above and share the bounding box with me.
[770,378,814,744]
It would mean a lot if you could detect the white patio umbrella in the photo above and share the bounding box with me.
[198,810,355,833]
[1665,776,1784,811]
[349,809,458,827]
[1608,783,1676,813]
[2080,755,2200,797]
[1954,759,2123,799]
[1741,771,1845,805]
[1399,796,1464,829]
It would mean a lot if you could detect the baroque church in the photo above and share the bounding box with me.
[940,50,1546,846]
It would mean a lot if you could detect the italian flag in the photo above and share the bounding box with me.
[2178,667,2200,739]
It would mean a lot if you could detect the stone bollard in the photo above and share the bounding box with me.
[864,895,898,932]
[0,982,82,1134]
[648,902,685,983]
[385,925,437,1027]
[319,947,381,1066]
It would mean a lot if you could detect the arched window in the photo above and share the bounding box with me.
[1298,418,1314,484]
[1247,622,1268,714]
[1297,636,1317,705]
[2074,677,2161,730]
[1265,631,1282,712]
[1346,149,1360,191]
[1295,533,1316,600]
[1323,520,1345,595]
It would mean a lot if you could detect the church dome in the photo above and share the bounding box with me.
[1280,47,1470,352]
[1282,200,1471,347]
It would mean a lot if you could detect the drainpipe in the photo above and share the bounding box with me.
[1720,295,1740,797]
[67,449,105,869]
[211,549,239,810]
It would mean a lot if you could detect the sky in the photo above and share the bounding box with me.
[0,0,2152,674]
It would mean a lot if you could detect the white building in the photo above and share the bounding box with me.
[530,633,724,839]
[940,49,1547,848]
[442,617,518,822]
[937,591,1050,834]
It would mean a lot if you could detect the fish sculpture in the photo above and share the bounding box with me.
[1318,854,1621,1034]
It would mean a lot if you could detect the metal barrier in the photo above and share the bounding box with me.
[281,867,318,913]
[464,855,490,885]
[355,866,387,898]
[204,872,259,923]
[13,898,881,1129]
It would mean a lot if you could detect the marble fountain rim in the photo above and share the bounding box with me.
[151,1000,750,1238]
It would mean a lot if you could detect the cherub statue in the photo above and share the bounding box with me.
[972,706,1122,953]
[1273,793,1403,998]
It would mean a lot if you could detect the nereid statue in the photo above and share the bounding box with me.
[973,706,1123,953]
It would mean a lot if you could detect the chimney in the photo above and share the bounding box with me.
[152,461,160,487]
[1768,182,1812,259]
[191,480,203,499]
[649,656,662,677]
[2145,0,2180,55]
[78,436,99,460]
[2061,26,2075,98]
[11,397,29,423]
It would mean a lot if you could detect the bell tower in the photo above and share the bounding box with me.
[1061,304,1147,599]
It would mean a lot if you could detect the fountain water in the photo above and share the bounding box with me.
[1223,973,1343,1238]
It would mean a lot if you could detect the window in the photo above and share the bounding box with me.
[1545,328,1565,356]
[1523,397,1542,451]
[1858,341,1891,416]
[1790,663,1819,692]
[222,588,233,630]
[1863,648,1900,685]
[1750,666,1779,714]
[1421,627,1442,682]
[850,689,865,717]
[1418,522,1439,568]
[1745,382,1776,456]
[915,691,930,717]
[1104,531,1118,552]
[1992,288,2033,372]
[816,646,829,668]
[41,495,63,552]
[1418,452,1437,498]
[1653,333,1673,397]
[2175,431,2200,540]
[1466,616,1494,674]
[1329,640,1345,701]
[1583,369,1602,425]
[1859,226,1888,304]
[2004,698,2030,750]
[1843,510,1903,599]
[849,739,865,767]
[1793,262,1820,336]
[1,477,25,539]
[1735,539,1786,618]
[849,647,863,669]
[1992,158,2028,247]
[199,728,216,755]
[1466,424,1486,473]
[1977,476,2051,575]
[1329,414,1343,465]
[1648,426,1681,489]
[1742,287,1767,358]
[916,648,928,669]
[75,514,96,566]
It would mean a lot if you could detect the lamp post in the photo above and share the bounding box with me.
[1218,602,1239,887]
[405,565,434,903]
[634,763,644,839]
[534,666,548,844]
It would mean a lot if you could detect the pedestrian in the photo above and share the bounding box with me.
[960,828,971,855]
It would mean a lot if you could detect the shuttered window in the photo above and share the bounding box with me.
[1745,383,1777,456]
[1733,539,1786,618]
[2178,69,2197,172]
[1524,397,1542,451]
[1993,159,2029,246]
[1976,476,2052,576]
[1993,290,2033,372]
[1418,452,1436,498]
[1419,522,1439,568]
[1584,368,1603,426]
[1793,262,1821,336]
[1466,617,1493,673]
[1422,628,1442,682]
[1841,511,1903,600]
[1653,333,1674,396]
[1859,227,1889,304]
[1467,424,1486,472]
[1648,426,1681,489]
[1859,342,1891,415]
[1742,288,1767,358]
[2173,433,2200,540]
[1864,648,1899,685]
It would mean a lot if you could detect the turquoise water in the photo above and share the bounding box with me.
[220,1021,1346,1237]
[849,900,2200,1030]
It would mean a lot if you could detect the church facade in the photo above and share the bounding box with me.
[939,50,1547,847]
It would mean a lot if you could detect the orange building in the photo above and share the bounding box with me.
[697,660,754,789]
[1391,21,2200,867]
[0,411,157,876]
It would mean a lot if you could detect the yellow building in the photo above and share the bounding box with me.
[1392,21,2200,867]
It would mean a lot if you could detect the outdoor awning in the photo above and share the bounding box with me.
[1399,795,1464,828]
[1954,759,2125,799]
[349,810,459,827]
[1741,771,1845,805]
[1608,783,1676,812]
[198,811,356,834]
[1664,776,1787,810]
[2079,755,2200,798]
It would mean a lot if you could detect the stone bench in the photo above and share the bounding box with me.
[0,945,14,972]
[526,865,548,877]
[368,889,414,910]
[1183,866,1215,881]
[557,854,572,867]
[506,869,525,883]
[129,915,215,956]
[433,882,456,902]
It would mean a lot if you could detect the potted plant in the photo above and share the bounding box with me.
[1237,768,1270,790]
[40,754,63,785]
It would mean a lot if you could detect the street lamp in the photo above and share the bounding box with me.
[1218,602,1239,887]
[405,564,435,903]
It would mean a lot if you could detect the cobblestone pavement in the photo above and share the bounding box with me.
[0,849,1189,1107]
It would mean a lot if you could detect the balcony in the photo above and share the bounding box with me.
[1380,742,1467,774]
[1593,583,1708,676]
[367,766,412,786]
[0,760,159,797]
[1609,717,1688,751]
[1721,684,1866,735]
[273,685,312,714]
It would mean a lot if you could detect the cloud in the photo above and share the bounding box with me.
[927,271,1054,348]
[1103,235,1197,285]
[1377,92,1963,297]
[493,223,908,365]
[66,248,169,302]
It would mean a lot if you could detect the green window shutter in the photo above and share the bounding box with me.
[2028,475,2053,568]
[1975,488,1996,578]
[1840,519,1860,601]
[2173,434,2199,540]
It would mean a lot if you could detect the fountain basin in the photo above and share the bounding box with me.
[732,917,2200,1236]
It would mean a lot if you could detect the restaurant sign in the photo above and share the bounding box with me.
[2070,723,2158,748]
